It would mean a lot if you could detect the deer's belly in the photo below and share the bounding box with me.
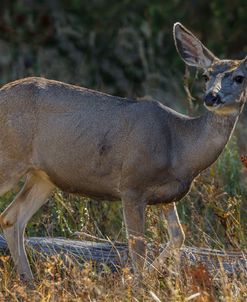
[42,163,121,201]
[49,175,121,201]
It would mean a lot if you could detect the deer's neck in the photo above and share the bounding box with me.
[179,111,239,178]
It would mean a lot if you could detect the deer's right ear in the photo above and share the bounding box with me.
[173,22,217,69]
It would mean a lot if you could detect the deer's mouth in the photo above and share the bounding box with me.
[204,99,241,115]
[204,99,225,111]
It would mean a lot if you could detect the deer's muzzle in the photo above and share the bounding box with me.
[204,92,222,107]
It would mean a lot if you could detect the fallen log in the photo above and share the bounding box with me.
[0,235,246,276]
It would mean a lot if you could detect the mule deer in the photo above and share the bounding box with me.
[0,23,246,281]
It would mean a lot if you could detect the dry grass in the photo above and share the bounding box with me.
[0,252,246,302]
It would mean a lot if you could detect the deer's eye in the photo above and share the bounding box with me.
[233,75,244,84]
[202,74,209,82]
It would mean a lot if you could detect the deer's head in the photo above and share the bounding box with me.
[173,22,247,115]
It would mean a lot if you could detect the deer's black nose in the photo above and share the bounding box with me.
[204,92,222,107]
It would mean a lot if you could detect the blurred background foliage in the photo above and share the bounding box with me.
[0,0,246,249]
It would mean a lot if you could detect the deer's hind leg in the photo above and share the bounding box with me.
[0,171,55,281]
[150,202,185,271]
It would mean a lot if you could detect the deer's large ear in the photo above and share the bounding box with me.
[173,22,217,68]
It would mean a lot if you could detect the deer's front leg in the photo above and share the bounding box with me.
[122,193,147,275]
[150,202,185,271]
